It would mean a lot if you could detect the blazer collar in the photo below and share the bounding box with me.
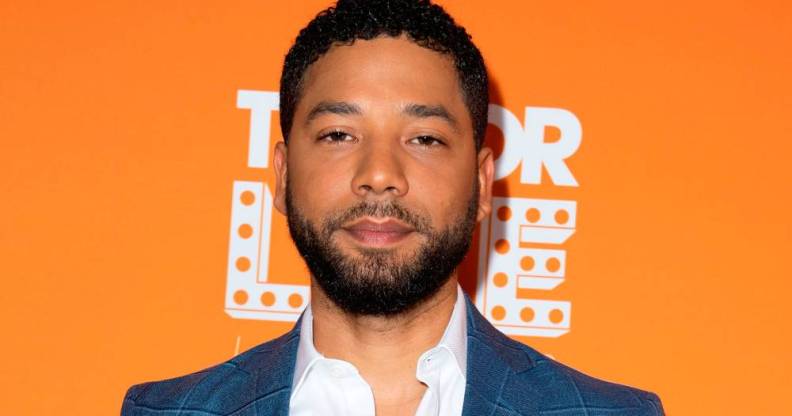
[461,293,536,416]
[241,317,302,415]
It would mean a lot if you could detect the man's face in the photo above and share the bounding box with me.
[273,36,493,316]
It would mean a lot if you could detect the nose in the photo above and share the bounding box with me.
[350,141,409,199]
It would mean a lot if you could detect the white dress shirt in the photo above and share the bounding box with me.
[289,285,468,416]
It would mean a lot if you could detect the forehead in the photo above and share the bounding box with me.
[297,36,468,118]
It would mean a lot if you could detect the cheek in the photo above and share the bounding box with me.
[409,163,475,225]
[288,158,352,218]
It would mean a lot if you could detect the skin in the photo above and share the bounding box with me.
[273,36,494,416]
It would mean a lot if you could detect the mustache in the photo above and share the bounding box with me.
[323,201,432,235]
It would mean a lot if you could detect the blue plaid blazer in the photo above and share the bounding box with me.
[122,295,664,415]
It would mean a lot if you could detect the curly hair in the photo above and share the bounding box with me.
[279,0,488,150]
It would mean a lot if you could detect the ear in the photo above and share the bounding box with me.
[476,146,495,222]
[273,141,288,215]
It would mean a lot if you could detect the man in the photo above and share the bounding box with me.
[122,0,664,415]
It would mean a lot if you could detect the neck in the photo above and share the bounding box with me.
[309,276,459,409]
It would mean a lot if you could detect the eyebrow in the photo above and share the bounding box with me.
[403,103,459,132]
[305,101,362,125]
[304,100,459,131]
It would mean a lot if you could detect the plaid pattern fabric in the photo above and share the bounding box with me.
[122,295,664,416]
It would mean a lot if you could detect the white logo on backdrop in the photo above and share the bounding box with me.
[225,91,308,321]
[225,90,581,338]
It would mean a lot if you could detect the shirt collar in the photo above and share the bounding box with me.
[291,302,321,394]
[436,284,468,375]
[291,285,468,390]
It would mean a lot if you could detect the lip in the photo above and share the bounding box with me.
[340,218,416,247]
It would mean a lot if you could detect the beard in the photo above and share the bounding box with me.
[285,178,479,316]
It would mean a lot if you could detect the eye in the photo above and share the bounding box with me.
[318,130,354,144]
[409,135,444,147]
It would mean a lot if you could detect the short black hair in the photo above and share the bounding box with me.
[279,0,488,149]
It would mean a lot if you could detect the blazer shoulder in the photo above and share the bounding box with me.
[121,330,299,415]
[464,296,663,414]
[508,340,664,415]
[121,362,243,415]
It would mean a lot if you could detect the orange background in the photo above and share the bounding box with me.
[1,0,791,414]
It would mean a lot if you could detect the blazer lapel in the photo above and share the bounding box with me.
[461,295,537,416]
[462,335,508,416]
[246,317,302,416]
